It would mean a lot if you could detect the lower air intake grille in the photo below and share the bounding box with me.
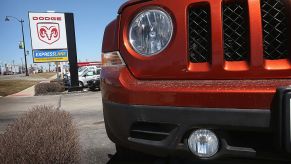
[189,5,211,63]
[261,0,289,60]
[129,122,177,141]
[223,1,249,61]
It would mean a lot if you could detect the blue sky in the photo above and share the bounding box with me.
[0,0,126,66]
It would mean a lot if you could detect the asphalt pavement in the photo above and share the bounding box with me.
[0,92,288,164]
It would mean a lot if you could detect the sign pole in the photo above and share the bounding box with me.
[20,19,29,76]
[56,62,60,80]
[65,13,79,90]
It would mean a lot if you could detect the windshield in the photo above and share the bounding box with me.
[97,69,101,75]
[78,67,87,72]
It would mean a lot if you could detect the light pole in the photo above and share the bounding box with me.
[5,16,29,76]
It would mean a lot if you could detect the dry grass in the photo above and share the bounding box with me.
[0,106,80,164]
[29,72,56,79]
[0,73,56,96]
[0,80,37,96]
[35,82,65,95]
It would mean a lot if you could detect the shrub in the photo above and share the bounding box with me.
[35,82,65,95]
[50,79,64,85]
[0,106,80,164]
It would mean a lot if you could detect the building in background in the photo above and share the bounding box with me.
[77,61,101,67]
[0,65,5,75]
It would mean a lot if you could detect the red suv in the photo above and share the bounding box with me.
[101,0,291,161]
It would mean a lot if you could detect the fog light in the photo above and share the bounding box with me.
[188,129,219,158]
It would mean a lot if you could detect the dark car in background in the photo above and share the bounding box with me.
[87,79,100,91]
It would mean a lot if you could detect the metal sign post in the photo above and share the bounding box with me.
[65,13,79,90]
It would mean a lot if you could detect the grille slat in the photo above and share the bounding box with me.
[223,1,249,61]
[188,0,289,64]
[188,5,211,63]
[261,0,289,60]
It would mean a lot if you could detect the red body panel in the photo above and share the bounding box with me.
[102,18,120,53]
[101,66,291,109]
[117,0,291,80]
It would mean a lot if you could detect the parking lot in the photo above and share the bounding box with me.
[0,91,287,164]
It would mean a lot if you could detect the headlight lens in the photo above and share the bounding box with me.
[129,8,173,56]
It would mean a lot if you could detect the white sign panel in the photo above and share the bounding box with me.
[29,12,67,50]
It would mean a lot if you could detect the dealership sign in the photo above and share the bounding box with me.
[29,12,67,50]
[29,12,79,87]
[29,12,69,63]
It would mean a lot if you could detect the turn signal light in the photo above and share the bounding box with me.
[102,51,125,67]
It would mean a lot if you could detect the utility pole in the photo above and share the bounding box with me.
[5,16,29,76]
[21,20,29,76]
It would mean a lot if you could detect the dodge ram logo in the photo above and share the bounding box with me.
[37,22,60,44]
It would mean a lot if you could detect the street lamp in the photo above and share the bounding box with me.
[5,16,29,76]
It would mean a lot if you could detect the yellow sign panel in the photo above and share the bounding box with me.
[33,57,68,63]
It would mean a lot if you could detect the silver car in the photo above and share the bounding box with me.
[78,68,101,87]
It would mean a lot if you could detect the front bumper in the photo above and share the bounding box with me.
[101,67,291,160]
[103,95,291,160]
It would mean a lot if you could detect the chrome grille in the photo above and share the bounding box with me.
[261,0,289,60]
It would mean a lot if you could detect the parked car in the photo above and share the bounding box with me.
[63,66,101,88]
[65,66,98,78]
[78,68,101,87]
[78,66,98,75]
[101,0,291,162]
[87,79,100,91]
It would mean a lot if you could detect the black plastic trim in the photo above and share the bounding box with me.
[284,92,291,153]
[103,100,271,158]
[272,87,291,152]
[104,100,271,130]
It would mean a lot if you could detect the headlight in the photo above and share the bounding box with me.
[129,8,173,56]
